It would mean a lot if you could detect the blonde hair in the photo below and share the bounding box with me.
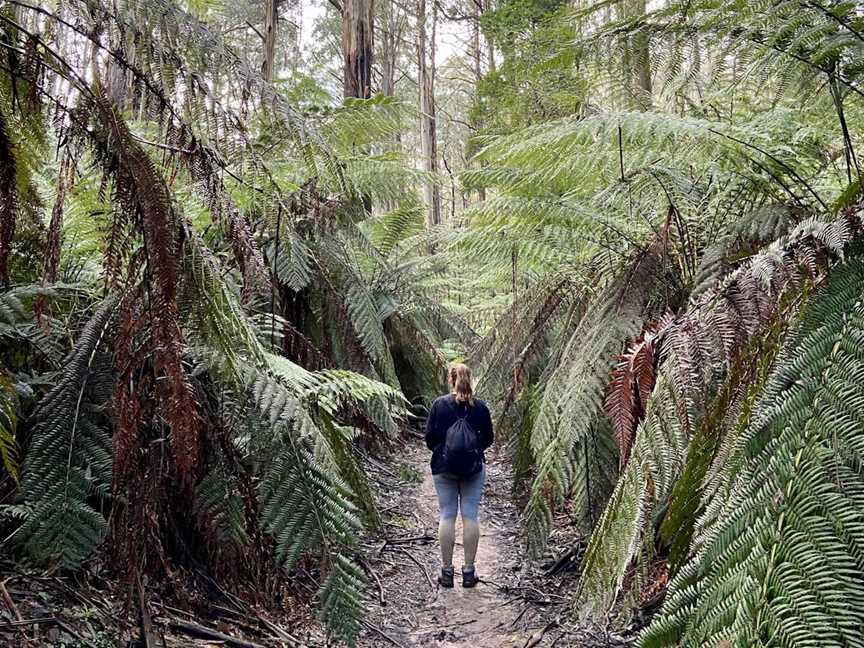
[449,363,474,405]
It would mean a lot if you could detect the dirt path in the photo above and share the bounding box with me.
[402,456,532,647]
[359,442,568,648]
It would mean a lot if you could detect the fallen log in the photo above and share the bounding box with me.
[169,619,266,648]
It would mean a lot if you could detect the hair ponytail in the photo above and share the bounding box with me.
[449,363,474,405]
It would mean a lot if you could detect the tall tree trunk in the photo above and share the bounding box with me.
[342,0,374,99]
[471,8,486,203]
[380,0,404,97]
[263,0,278,82]
[483,0,496,74]
[418,0,441,227]
[623,0,651,107]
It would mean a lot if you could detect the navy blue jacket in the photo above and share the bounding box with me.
[425,395,494,475]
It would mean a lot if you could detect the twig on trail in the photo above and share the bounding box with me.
[509,603,531,628]
[375,533,434,555]
[543,546,582,576]
[486,597,521,612]
[481,579,566,604]
[523,619,559,648]
[169,619,266,648]
[0,579,22,622]
[361,619,404,647]
[359,558,386,606]
[0,615,82,639]
[452,617,478,628]
[394,548,435,590]
[384,534,435,546]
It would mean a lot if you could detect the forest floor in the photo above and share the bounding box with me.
[0,437,635,647]
[357,439,633,648]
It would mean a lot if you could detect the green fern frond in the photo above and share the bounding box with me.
[576,375,685,614]
[523,230,671,553]
[195,465,249,547]
[318,552,365,646]
[259,435,364,644]
[641,258,864,647]
[17,297,116,566]
[0,375,18,481]
[180,229,267,384]
[366,201,426,256]
[269,230,314,292]
[318,419,380,530]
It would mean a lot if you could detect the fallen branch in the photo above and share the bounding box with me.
[523,619,559,648]
[359,558,386,606]
[394,548,435,590]
[361,619,404,647]
[383,534,434,546]
[138,581,158,648]
[168,619,266,648]
[0,579,22,622]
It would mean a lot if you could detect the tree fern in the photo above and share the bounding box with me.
[523,225,672,554]
[576,375,685,615]
[641,257,864,647]
[575,210,861,619]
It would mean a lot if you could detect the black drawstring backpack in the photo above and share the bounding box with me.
[441,405,482,477]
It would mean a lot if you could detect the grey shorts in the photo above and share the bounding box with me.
[432,464,486,521]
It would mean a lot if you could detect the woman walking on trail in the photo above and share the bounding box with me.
[425,363,494,589]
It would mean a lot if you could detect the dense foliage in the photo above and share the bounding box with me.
[467,0,864,644]
[0,0,464,643]
[3,0,864,645]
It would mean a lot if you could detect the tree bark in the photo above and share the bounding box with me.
[380,0,404,97]
[342,0,374,98]
[418,0,442,227]
[623,0,651,107]
[483,0,496,74]
[262,0,278,82]
[471,6,486,203]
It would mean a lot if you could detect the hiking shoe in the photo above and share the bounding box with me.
[462,566,480,588]
[438,566,454,588]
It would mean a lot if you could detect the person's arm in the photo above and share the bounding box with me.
[425,400,441,450]
[479,404,494,450]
